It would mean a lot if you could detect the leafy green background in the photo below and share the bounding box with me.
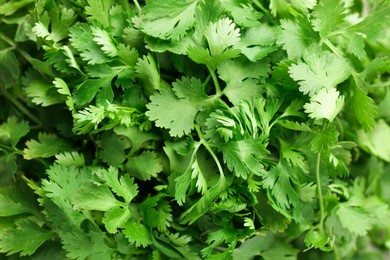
[0,0,390,259]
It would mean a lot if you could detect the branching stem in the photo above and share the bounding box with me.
[207,66,222,96]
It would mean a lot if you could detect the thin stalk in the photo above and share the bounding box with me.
[207,66,222,96]
[133,0,142,14]
[322,38,343,58]
[195,125,225,178]
[316,151,325,232]
[0,86,42,126]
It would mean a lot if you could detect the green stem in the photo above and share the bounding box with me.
[322,38,343,58]
[195,125,225,178]
[133,0,142,14]
[316,151,325,232]
[207,66,222,96]
[0,85,42,126]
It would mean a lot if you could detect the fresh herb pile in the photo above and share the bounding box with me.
[1,0,390,259]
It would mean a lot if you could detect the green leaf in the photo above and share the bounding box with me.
[139,0,198,41]
[219,0,262,27]
[85,0,112,28]
[289,44,351,96]
[92,27,118,57]
[174,168,193,206]
[221,137,268,179]
[262,159,299,212]
[146,77,210,137]
[311,0,346,36]
[0,116,29,147]
[98,166,139,203]
[277,17,318,59]
[233,232,299,260]
[303,88,345,121]
[188,18,240,68]
[135,54,161,96]
[55,151,85,167]
[73,181,119,211]
[69,24,110,64]
[218,58,269,104]
[311,124,339,153]
[237,24,278,61]
[25,80,66,107]
[126,151,163,181]
[0,186,34,217]
[123,221,152,247]
[97,132,129,167]
[61,229,115,260]
[103,206,132,233]
[23,133,71,160]
[336,204,373,236]
[357,119,390,162]
[0,0,34,16]
[349,76,378,131]
[0,218,53,256]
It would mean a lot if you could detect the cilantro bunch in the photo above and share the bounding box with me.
[1,0,390,259]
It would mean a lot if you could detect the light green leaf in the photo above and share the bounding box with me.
[126,151,163,181]
[140,0,198,41]
[0,117,29,147]
[289,45,351,96]
[304,88,345,121]
[23,133,71,160]
[123,221,152,247]
[73,182,119,211]
[103,207,132,233]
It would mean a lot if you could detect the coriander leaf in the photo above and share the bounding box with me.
[73,181,120,211]
[61,229,115,260]
[218,58,270,99]
[0,186,34,217]
[311,124,339,153]
[69,24,110,64]
[348,76,378,131]
[25,80,66,107]
[0,116,29,147]
[277,16,318,59]
[97,166,139,203]
[103,207,132,233]
[303,88,345,121]
[126,151,163,181]
[0,218,54,256]
[236,24,278,61]
[97,132,130,167]
[357,119,390,162]
[53,78,74,112]
[55,151,85,167]
[85,0,112,28]
[346,1,390,42]
[23,133,71,160]
[73,78,112,106]
[174,168,193,205]
[135,54,161,96]
[92,27,118,57]
[188,18,240,68]
[336,204,373,236]
[0,0,34,16]
[146,77,210,137]
[123,221,152,247]
[221,137,268,179]
[262,159,299,212]
[289,45,351,96]
[311,0,346,36]
[219,0,262,27]
[139,0,198,41]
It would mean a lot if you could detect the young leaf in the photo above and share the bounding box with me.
[304,88,345,121]
[139,0,198,41]
[289,45,351,96]
[123,220,152,247]
[23,133,71,160]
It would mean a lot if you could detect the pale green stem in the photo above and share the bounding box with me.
[316,151,325,232]
[133,0,142,14]
[207,66,222,96]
